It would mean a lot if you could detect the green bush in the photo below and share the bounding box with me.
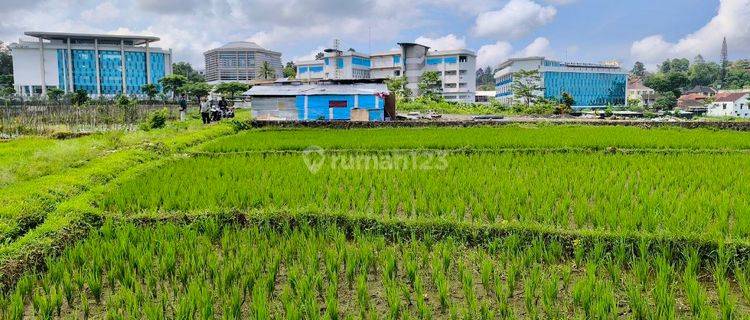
[140,108,169,131]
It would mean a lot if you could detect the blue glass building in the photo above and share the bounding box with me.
[494,57,627,108]
[11,32,172,97]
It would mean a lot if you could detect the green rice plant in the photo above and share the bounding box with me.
[480,256,493,294]
[80,293,89,320]
[356,272,369,316]
[384,279,402,320]
[653,256,676,320]
[32,288,53,320]
[325,284,339,320]
[7,292,23,320]
[542,271,560,319]
[625,281,648,320]
[459,261,478,317]
[735,264,750,305]
[683,250,709,318]
[434,270,450,312]
[414,275,431,320]
[572,262,615,319]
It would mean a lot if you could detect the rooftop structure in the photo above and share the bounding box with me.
[11,31,172,97]
[204,41,283,84]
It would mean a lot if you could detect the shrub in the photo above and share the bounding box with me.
[140,108,169,131]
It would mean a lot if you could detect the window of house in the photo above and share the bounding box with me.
[459,56,467,63]
[723,103,727,110]
[394,70,401,76]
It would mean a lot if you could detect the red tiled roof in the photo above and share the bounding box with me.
[714,92,749,102]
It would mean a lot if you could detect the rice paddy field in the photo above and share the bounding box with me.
[3,121,750,319]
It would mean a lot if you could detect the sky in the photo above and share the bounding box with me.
[1,0,749,72]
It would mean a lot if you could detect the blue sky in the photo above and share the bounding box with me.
[1,0,747,71]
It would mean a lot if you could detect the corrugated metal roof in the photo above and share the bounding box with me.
[244,83,389,97]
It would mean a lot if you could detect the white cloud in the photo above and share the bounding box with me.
[630,0,750,65]
[476,37,555,69]
[81,2,120,22]
[473,0,557,39]
[516,37,553,57]
[476,41,513,69]
[414,34,466,51]
[292,46,327,62]
[544,0,578,4]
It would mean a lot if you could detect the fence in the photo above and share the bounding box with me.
[0,103,188,135]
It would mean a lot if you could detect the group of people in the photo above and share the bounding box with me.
[178,95,235,124]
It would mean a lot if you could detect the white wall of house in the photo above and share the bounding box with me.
[708,95,750,118]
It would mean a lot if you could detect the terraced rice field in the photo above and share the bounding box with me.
[3,122,750,319]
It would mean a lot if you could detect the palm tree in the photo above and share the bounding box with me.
[259,61,275,80]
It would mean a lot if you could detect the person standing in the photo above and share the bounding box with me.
[178,95,188,122]
[200,97,211,124]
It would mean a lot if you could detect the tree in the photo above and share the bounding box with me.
[259,61,276,80]
[631,62,646,78]
[724,68,750,90]
[159,74,188,100]
[688,59,721,87]
[645,72,688,97]
[172,62,205,82]
[0,86,14,97]
[71,89,89,106]
[141,84,158,101]
[47,88,64,102]
[283,61,297,78]
[670,58,690,73]
[511,69,542,108]
[181,82,213,103]
[561,92,575,108]
[214,82,249,99]
[653,91,677,110]
[417,71,442,101]
[721,37,729,87]
[476,66,496,89]
[385,76,412,101]
[0,41,11,77]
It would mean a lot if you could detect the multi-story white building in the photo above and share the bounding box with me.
[10,31,172,97]
[494,57,627,108]
[295,43,476,102]
[203,41,283,84]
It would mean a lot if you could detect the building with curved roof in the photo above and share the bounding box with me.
[11,31,172,97]
[204,41,282,84]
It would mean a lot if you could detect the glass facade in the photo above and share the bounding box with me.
[53,49,167,96]
[72,50,97,94]
[56,49,68,90]
[99,50,123,95]
[543,72,627,106]
[125,51,147,94]
[150,52,166,91]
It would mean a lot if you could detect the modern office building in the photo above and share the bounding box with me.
[204,41,283,84]
[10,31,172,97]
[295,43,477,102]
[494,57,628,108]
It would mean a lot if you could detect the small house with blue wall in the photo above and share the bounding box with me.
[245,83,390,121]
